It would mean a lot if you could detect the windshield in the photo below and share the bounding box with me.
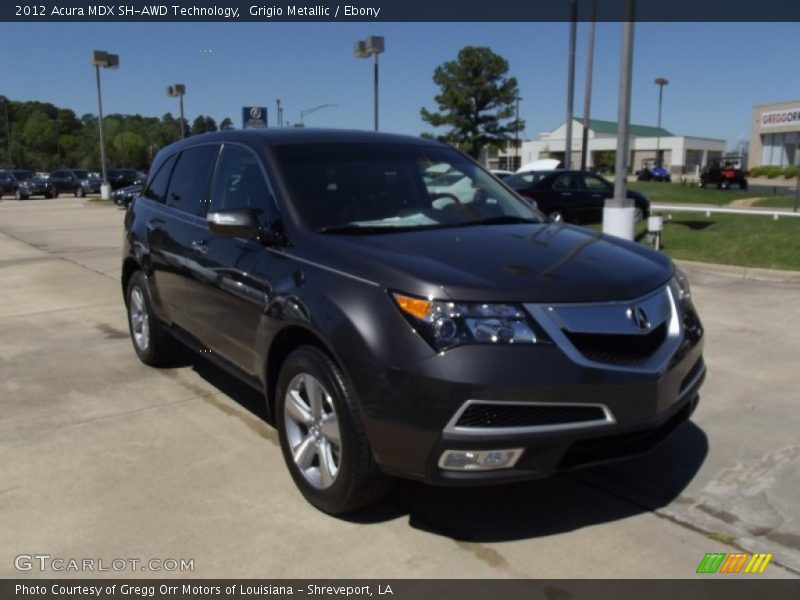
[72,170,90,179]
[274,143,542,233]
[13,170,34,181]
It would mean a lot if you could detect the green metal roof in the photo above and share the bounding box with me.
[579,118,674,137]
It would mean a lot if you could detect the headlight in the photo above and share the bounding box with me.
[672,267,691,302]
[392,292,549,352]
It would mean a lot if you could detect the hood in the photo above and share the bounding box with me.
[309,223,673,303]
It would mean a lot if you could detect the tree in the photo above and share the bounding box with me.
[421,46,524,159]
[219,117,234,131]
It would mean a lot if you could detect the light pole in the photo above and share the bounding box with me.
[580,0,597,171]
[564,0,577,169]
[300,104,338,126]
[92,50,118,199]
[354,36,384,131]
[654,77,669,168]
[603,0,635,240]
[513,95,523,170]
[1,95,12,167]
[167,84,186,139]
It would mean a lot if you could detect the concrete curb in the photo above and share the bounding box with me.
[675,259,800,284]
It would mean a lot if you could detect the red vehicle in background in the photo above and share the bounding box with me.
[699,157,748,190]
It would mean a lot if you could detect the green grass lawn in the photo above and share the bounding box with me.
[628,181,762,206]
[642,212,800,271]
[753,196,800,209]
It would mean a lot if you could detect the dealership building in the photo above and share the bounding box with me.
[749,100,800,168]
[511,119,725,175]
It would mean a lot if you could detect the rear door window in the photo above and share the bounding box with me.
[142,154,178,204]
[165,145,220,216]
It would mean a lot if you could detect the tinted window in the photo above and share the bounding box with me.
[210,145,272,214]
[166,145,219,217]
[142,153,178,203]
[72,170,89,179]
[13,171,34,181]
[583,174,611,190]
[552,173,579,190]
[504,172,544,189]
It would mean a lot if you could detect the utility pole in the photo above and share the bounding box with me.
[276,99,282,127]
[580,0,597,171]
[564,0,577,169]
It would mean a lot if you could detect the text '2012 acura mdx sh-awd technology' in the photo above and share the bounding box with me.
[122,130,705,514]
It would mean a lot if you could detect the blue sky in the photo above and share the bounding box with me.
[1,21,798,149]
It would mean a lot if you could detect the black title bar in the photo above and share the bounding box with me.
[3,0,800,22]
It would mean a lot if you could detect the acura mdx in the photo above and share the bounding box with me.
[122,130,705,514]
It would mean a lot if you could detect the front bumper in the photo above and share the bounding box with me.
[345,287,704,485]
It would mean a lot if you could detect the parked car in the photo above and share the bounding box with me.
[113,184,142,207]
[49,169,102,197]
[122,130,705,515]
[0,170,56,199]
[504,169,650,223]
[107,168,146,190]
[491,169,514,179]
[0,170,16,198]
[699,158,748,190]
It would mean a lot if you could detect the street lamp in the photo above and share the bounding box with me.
[0,95,12,167]
[654,77,669,168]
[92,50,119,200]
[354,36,384,131]
[167,84,187,139]
[300,104,338,126]
[514,95,522,170]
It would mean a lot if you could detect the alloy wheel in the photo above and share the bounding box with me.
[129,286,150,352]
[283,373,341,490]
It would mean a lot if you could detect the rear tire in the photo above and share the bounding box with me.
[125,270,180,367]
[14,188,23,200]
[276,346,393,515]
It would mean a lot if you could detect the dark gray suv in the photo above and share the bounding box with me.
[122,130,705,514]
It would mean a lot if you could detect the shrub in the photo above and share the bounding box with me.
[783,166,798,179]
[749,166,766,177]
[766,166,783,179]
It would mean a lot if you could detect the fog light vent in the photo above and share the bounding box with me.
[438,448,523,471]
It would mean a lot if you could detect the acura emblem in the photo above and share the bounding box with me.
[626,306,651,331]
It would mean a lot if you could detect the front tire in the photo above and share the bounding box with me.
[125,270,180,367]
[75,186,86,198]
[276,346,392,515]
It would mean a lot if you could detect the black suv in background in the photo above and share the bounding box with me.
[122,130,704,515]
[107,168,146,190]
[504,170,650,224]
[0,169,56,199]
[49,169,102,197]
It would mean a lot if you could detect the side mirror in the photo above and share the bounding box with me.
[207,210,260,240]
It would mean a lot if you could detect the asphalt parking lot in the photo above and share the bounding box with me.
[1,197,798,579]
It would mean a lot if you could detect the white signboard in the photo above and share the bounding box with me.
[760,108,800,128]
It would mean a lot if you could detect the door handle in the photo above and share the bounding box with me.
[592,194,602,198]
[192,240,210,254]
[561,192,572,197]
